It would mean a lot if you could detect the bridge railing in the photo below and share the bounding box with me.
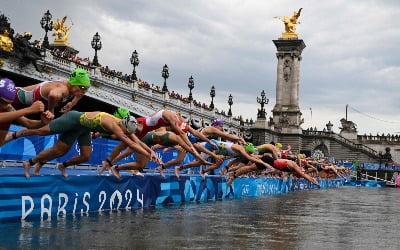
[355,171,396,186]
[302,130,379,156]
[39,53,250,132]
[357,134,400,142]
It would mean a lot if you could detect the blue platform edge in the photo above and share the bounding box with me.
[344,179,386,187]
[0,166,344,223]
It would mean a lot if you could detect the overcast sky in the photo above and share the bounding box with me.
[2,0,400,135]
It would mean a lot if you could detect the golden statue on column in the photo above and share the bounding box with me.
[51,16,73,46]
[275,8,302,39]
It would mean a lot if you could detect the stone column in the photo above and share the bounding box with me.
[272,39,306,134]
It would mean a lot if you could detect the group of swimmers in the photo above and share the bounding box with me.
[0,69,348,186]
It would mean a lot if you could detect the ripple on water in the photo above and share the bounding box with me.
[1,186,400,249]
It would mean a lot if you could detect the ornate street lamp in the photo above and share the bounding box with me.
[209,85,215,109]
[161,64,169,92]
[188,76,194,102]
[256,90,269,118]
[228,94,233,116]
[130,49,139,81]
[40,10,53,49]
[91,32,102,66]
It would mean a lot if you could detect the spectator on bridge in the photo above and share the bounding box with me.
[382,147,393,169]
[355,161,363,180]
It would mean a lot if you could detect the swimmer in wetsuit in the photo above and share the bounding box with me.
[10,110,160,178]
[175,141,273,179]
[173,118,247,178]
[101,109,214,174]
[0,78,53,146]
[105,126,220,178]
[12,68,90,115]
[227,154,320,187]
[198,118,246,145]
[107,128,192,178]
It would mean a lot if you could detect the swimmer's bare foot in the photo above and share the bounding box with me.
[23,161,31,179]
[156,164,165,178]
[110,165,121,179]
[199,169,206,179]
[227,173,235,187]
[58,164,68,178]
[130,170,145,177]
[4,131,17,143]
[174,166,182,179]
[33,162,44,176]
[99,160,111,175]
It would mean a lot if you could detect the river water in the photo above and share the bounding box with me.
[1,186,400,250]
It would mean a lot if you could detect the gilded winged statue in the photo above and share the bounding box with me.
[275,8,302,38]
[52,16,72,44]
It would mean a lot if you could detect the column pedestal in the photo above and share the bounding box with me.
[272,38,306,134]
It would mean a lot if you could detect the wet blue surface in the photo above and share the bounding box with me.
[1,166,338,222]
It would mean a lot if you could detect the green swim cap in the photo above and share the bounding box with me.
[69,68,90,86]
[244,143,255,154]
[113,107,130,119]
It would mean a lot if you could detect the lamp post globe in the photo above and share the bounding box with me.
[40,10,53,49]
[228,94,233,116]
[91,32,102,66]
[209,85,215,109]
[256,90,269,118]
[188,75,194,102]
[161,64,169,92]
[130,50,140,81]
